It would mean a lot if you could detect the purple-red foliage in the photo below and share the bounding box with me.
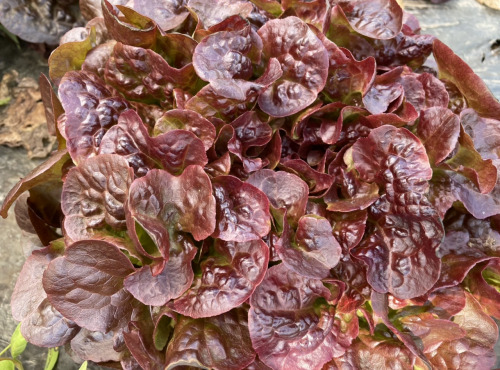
[2,0,500,369]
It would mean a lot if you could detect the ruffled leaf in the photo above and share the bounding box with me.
[400,72,449,113]
[275,215,341,279]
[371,292,432,367]
[172,238,269,317]
[362,68,405,115]
[11,246,79,348]
[415,107,460,165]
[61,154,133,241]
[281,0,330,32]
[165,307,256,369]
[101,0,157,48]
[123,311,165,370]
[281,159,334,195]
[328,210,367,252]
[188,0,253,28]
[104,42,197,107]
[465,259,500,320]
[442,126,497,194]
[335,0,403,40]
[247,169,309,228]
[435,216,500,290]
[460,108,500,161]
[318,31,376,105]
[257,17,328,117]
[227,112,273,173]
[350,125,432,194]
[127,166,216,249]
[352,194,443,299]
[212,175,271,242]
[131,0,190,32]
[426,292,499,369]
[186,58,282,121]
[99,110,208,176]
[328,7,433,69]
[153,109,216,150]
[324,166,380,213]
[58,71,131,162]
[332,256,371,313]
[124,233,198,306]
[193,23,261,82]
[249,264,343,369]
[48,27,97,84]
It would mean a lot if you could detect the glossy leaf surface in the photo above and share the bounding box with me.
[99,110,207,176]
[433,39,500,121]
[257,17,328,117]
[336,0,403,40]
[165,307,255,369]
[172,239,269,318]
[352,195,443,299]
[127,166,216,244]
[58,71,131,162]
[7,1,500,368]
[416,107,460,165]
[62,154,133,241]
[124,233,197,306]
[275,215,341,279]
[249,264,343,369]
[247,170,309,227]
[212,176,271,242]
[43,240,136,333]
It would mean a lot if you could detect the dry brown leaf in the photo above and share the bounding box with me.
[0,71,56,158]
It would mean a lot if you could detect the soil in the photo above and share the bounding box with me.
[0,0,499,368]
[406,0,500,99]
[0,28,103,370]
[0,38,56,158]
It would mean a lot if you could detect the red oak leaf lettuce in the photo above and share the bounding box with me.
[247,169,309,228]
[99,109,208,176]
[352,194,443,300]
[188,0,253,29]
[465,259,500,320]
[335,0,403,40]
[58,71,132,162]
[212,175,271,242]
[61,154,133,241]
[415,107,460,165]
[11,245,79,347]
[42,239,136,333]
[257,16,328,117]
[193,21,261,82]
[275,215,341,279]
[249,264,342,369]
[124,232,198,306]
[165,307,256,369]
[433,39,500,121]
[153,109,216,150]
[425,292,499,369]
[227,112,273,173]
[127,166,216,261]
[104,42,198,108]
[5,1,500,369]
[172,238,269,318]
